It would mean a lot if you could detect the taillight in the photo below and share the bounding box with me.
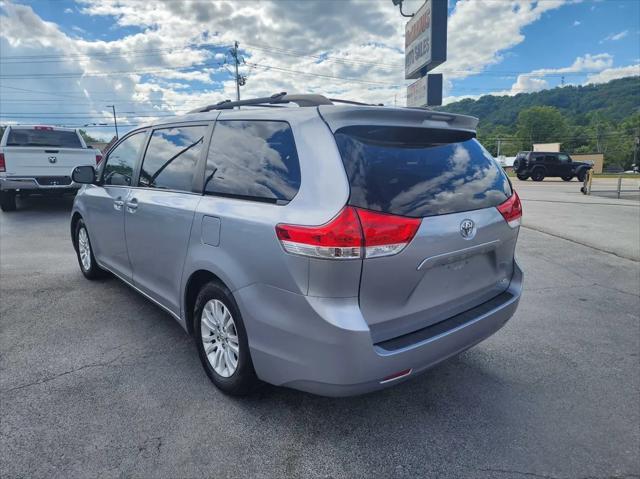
[497,191,522,228]
[357,208,421,258]
[0,153,5,172]
[276,207,362,259]
[275,206,421,260]
[34,126,53,131]
[95,154,103,165]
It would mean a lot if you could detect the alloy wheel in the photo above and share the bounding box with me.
[78,227,91,271]
[200,299,240,377]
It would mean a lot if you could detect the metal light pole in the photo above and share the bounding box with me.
[232,41,241,104]
[106,105,119,139]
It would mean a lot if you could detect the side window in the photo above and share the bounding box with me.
[138,126,207,192]
[204,120,301,203]
[545,155,559,164]
[558,154,570,163]
[102,132,146,186]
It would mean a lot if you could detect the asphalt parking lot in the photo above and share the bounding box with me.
[1,180,639,479]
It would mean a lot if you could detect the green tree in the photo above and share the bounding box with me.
[516,106,568,149]
[78,129,100,144]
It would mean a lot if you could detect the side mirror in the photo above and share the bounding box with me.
[72,165,96,184]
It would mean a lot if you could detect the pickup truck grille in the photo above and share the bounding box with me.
[35,176,72,186]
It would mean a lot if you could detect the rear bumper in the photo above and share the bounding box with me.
[0,176,79,191]
[236,261,523,396]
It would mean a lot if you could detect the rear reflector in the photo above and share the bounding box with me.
[275,207,421,260]
[95,154,103,165]
[0,153,5,172]
[380,368,412,384]
[497,190,522,228]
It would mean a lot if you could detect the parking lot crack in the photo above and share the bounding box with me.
[2,354,125,394]
[478,468,561,479]
[521,225,639,262]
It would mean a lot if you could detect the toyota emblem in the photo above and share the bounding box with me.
[460,219,476,239]
[48,156,57,164]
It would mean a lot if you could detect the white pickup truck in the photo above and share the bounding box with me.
[0,125,101,211]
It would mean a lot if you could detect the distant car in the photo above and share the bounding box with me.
[0,125,101,211]
[513,151,592,182]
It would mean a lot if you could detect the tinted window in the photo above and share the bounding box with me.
[545,155,558,163]
[335,126,512,218]
[102,132,146,186]
[204,120,301,203]
[558,154,570,163]
[139,126,207,192]
[7,129,82,148]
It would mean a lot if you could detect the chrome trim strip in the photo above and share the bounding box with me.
[96,260,182,321]
[379,368,413,384]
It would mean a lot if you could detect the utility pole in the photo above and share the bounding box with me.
[106,105,118,139]
[229,41,246,107]
[633,128,639,171]
[497,139,502,157]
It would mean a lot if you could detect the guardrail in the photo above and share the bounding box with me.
[581,171,640,199]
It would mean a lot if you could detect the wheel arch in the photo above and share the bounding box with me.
[70,211,83,250]
[183,269,230,336]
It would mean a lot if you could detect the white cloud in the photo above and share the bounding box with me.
[439,0,569,79]
[601,30,629,43]
[573,20,581,26]
[585,64,640,84]
[500,53,614,94]
[64,8,73,14]
[0,0,578,139]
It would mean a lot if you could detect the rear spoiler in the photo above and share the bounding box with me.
[317,105,478,134]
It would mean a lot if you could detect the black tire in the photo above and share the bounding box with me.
[74,219,108,279]
[0,191,17,212]
[193,281,259,396]
[516,173,529,181]
[531,168,546,182]
[561,176,573,181]
[577,169,588,182]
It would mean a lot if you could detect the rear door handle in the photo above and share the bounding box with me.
[113,198,124,211]
[125,198,138,213]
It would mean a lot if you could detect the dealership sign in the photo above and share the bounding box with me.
[406,74,443,107]
[405,0,447,79]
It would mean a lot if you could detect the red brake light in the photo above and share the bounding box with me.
[357,208,421,258]
[95,154,103,165]
[275,207,421,260]
[497,191,522,228]
[276,207,362,259]
[0,153,5,172]
[34,126,53,131]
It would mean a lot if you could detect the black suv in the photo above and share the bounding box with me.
[513,151,592,182]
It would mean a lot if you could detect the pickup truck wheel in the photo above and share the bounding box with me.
[531,168,545,182]
[561,176,573,181]
[516,173,529,181]
[0,191,17,212]
[75,219,107,279]
[194,281,259,396]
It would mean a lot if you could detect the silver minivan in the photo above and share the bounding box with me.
[70,93,523,396]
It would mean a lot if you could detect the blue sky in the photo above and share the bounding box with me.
[1,0,639,139]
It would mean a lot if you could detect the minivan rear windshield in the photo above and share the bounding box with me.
[6,129,82,148]
[334,126,512,218]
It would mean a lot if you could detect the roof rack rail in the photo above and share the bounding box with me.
[188,92,336,113]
